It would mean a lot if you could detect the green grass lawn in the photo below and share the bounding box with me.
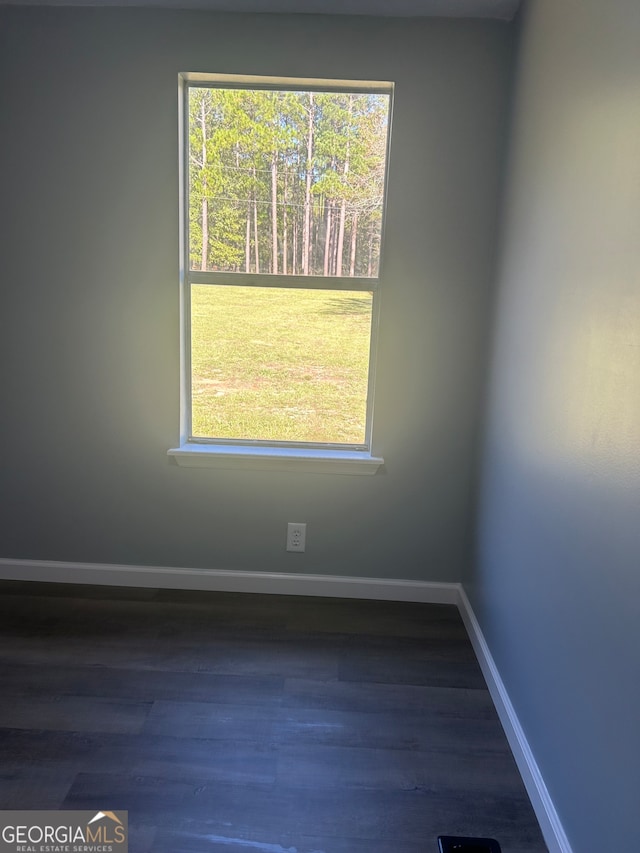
[191,285,373,444]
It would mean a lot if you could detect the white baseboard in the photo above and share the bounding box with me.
[0,557,459,604]
[0,555,570,852]
[457,585,573,853]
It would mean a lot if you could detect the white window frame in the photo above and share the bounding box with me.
[168,73,393,474]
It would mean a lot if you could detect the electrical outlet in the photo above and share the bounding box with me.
[286,522,306,552]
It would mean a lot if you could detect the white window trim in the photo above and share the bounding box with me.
[167,444,384,475]
[168,73,393,474]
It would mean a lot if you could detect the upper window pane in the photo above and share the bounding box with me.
[188,85,391,277]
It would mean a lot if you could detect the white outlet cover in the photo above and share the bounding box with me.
[286,522,306,552]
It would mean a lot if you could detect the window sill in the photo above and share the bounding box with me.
[167,444,384,475]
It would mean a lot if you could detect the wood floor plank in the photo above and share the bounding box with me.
[0,728,277,785]
[0,766,77,810]
[284,599,468,639]
[338,653,487,689]
[0,636,339,679]
[0,580,160,601]
[282,677,497,716]
[273,706,512,753]
[276,743,524,794]
[142,700,280,741]
[0,662,285,705]
[0,694,152,734]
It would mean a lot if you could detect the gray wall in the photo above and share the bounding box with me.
[0,8,512,578]
[468,0,640,849]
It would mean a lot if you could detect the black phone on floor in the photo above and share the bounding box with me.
[438,836,501,853]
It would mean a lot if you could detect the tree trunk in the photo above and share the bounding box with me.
[253,198,260,274]
[349,211,358,277]
[282,169,288,276]
[302,93,314,276]
[336,96,353,277]
[323,202,333,276]
[336,200,346,276]
[312,211,318,275]
[252,167,260,274]
[367,220,374,278]
[200,98,208,271]
[245,203,251,272]
[292,215,298,275]
[201,198,208,271]
[271,152,278,274]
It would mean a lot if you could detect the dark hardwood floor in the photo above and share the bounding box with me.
[0,580,547,852]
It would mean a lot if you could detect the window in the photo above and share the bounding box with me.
[169,74,393,473]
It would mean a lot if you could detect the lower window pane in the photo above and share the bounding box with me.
[191,285,373,444]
